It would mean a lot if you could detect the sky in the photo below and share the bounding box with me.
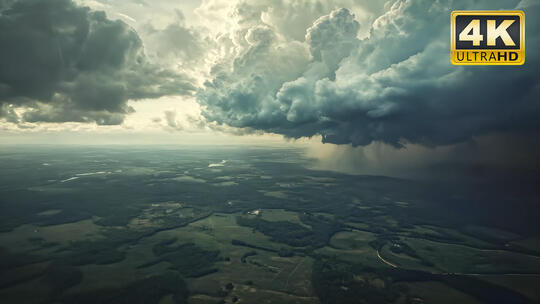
[1,0,539,178]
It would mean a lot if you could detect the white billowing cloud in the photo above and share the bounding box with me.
[195,0,383,40]
[139,10,212,73]
[198,2,370,138]
[164,110,183,130]
[76,0,203,28]
[197,0,540,148]
[307,8,360,73]
[115,12,136,22]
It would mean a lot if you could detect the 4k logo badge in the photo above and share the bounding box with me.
[451,11,525,65]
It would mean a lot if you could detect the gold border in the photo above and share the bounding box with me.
[450,10,525,65]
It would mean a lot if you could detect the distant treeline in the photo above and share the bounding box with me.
[136,238,222,278]
[235,213,342,249]
[311,256,530,304]
[64,272,189,304]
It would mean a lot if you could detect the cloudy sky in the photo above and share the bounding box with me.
[1,0,539,177]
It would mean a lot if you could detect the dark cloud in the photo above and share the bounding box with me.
[0,0,194,124]
[198,0,540,147]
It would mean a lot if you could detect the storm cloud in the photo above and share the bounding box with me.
[197,0,540,147]
[0,0,194,125]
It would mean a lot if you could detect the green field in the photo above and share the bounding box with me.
[0,147,538,303]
